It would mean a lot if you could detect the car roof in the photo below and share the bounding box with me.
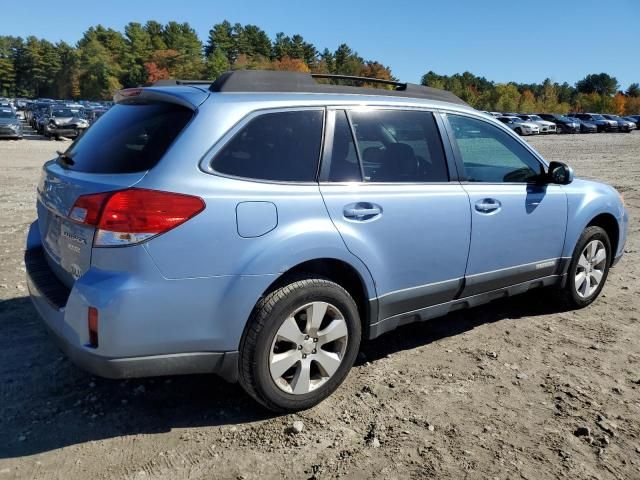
[140,70,473,112]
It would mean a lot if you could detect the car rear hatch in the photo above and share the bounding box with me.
[36,86,207,288]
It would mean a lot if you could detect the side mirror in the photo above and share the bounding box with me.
[548,161,574,185]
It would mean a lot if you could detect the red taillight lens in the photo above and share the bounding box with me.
[69,188,205,246]
[98,189,205,233]
[88,307,99,347]
[69,192,110,225]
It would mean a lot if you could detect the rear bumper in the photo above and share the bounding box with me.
[24,221,248,382]
[26,246,239,381]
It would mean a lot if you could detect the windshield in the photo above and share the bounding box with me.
[529,115,542,121]
[511,117,525,123]
[0,110,16,119]
[591,114,605,120]
[52,108,76,117]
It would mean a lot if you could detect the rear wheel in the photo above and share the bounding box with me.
[556,125,564,134]
[239,276,361,412]
[559,226,611,308]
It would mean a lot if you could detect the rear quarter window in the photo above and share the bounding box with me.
[62,103,193,173]
[211,110,324,182]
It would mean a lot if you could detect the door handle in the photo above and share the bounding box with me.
[475,198,501,213]
[343,203,382,221]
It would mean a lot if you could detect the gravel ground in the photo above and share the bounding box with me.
[0,127,639,479]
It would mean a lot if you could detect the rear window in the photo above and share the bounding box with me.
[62,103,192,173]
[211,110,323,182]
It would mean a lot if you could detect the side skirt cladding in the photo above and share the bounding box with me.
[367,258,568,340]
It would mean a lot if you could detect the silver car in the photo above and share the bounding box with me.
[0,107,22,139]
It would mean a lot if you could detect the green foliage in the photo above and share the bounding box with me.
[576,73,619,96]
[626,83,640,98]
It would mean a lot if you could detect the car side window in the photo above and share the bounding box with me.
[348,110,448,183]
[328,111,362,182]
[212,110,323,182]
[447,114,544,183]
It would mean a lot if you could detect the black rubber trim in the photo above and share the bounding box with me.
[376,278,463,319]
[369,275,561,339]
[461,259,559,297]
[24,247,70,310]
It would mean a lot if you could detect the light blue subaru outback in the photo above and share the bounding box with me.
[26,71,628,411]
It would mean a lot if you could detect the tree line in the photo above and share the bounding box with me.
[421,71,640,115]
[0,20,638,114]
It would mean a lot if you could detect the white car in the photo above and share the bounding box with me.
[516,114,557,134]
[497,116,540,136]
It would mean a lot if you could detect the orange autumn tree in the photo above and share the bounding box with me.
[612,92,626,115]
[273,56,310,73]
[144,49,179,83]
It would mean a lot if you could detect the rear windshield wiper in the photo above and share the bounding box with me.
[56,150,75,167]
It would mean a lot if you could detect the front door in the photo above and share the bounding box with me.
[444,113,568,297]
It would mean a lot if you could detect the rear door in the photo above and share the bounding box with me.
[37,101,194,288]
[319,108,471,322]
[443,112,567,297]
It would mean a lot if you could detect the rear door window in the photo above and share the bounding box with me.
[348,110,448,182]
[212,110,323,182]
[62,103,193,173]
[328,111,362,182]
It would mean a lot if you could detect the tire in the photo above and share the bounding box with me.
[559,226,611,309]
[239,276,361,412]
[556,125,563,134]
[515,127,523,135]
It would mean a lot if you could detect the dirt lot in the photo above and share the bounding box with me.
[0,129,639,479]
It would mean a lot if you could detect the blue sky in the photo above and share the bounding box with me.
[3,0,639,89]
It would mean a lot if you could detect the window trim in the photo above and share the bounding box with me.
[440,110,549,185]
[199,106,326,185]
[319,106,454,185]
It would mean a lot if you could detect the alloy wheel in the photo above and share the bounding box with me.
[574,240,607,299]
[269,301,349,394]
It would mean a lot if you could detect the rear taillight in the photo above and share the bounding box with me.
[69,188,205,246]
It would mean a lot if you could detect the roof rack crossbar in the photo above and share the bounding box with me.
[310,73,406,88]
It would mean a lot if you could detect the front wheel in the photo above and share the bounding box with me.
[559,226,611,308]
[239,276,361,412]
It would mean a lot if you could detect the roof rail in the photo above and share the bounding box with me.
[310,73,405,88]
[152,71,469,106]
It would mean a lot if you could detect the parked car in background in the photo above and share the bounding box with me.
[497,116,540,135]
[569,113,618,132]
[25,70,628,411]
[602,114,636,133]
[43,106,89,139]
[571,117,599,133]
[622,116,639,127]
[86,108,109,125]
[516,114,557,134]
[536,114,581,134]
[0,107,22,139]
